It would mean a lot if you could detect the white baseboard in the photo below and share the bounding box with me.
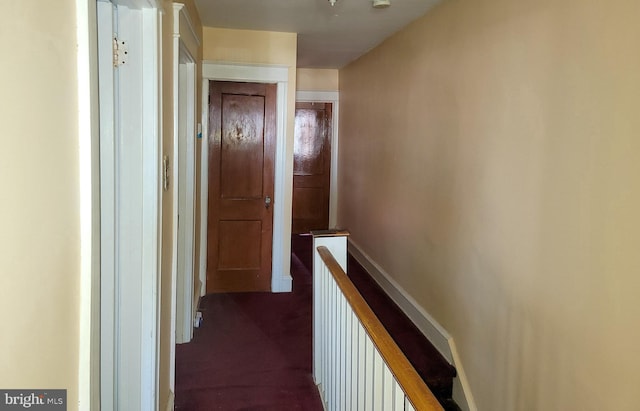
[347,238,476,411]
[315,383,328,411]
[450,339,478,411]
[165,390,174,411]
[272,272,293,293]
[348,239,452,361]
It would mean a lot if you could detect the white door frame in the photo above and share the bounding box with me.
[96,4,115,409]
[174,45,197,346]
[295,91,340,228]
[97,1,161,410]
[200,62,292,293]
[172,0,200,357]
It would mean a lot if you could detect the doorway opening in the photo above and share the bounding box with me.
[200,62,292,293]
[292,102,333,234]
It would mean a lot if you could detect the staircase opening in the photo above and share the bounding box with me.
[294,233,461,410]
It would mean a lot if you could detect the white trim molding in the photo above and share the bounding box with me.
[172,4,200,398]
[295,90,339,228]
[203,62,289,83]
[76,0,100,408]
[174,3,200,49]
[199,81,209,296]
[139,7,162,411]
[202,61,293,293]
[348,238,477,411]
[296,90,338,102]
[450,339,478,411]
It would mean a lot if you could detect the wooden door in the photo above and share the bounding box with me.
[207,81,276,293]
[292,102,332,234]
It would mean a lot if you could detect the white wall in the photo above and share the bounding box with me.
[0,1,81,407]
[338,0,640,409]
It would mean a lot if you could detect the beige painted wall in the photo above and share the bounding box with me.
[158,1,203,410]
[0,2,203,409]
[203,27,296,67]
[338,0,640,409]
[202,27,298,281]
[0,0,80,407]
[297,68,339,91]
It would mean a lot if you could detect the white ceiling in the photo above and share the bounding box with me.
[193,0,441,68]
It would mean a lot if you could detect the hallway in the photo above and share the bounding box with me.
[175,243,323,410]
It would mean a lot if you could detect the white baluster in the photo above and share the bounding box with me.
[383,363,394,410]
[405,397,416,411]
[313,232,441,411]
[350,312,358,411]
[373,347,384,410]
[393,378,404,410]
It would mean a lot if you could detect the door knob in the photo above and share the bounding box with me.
[265,196,272,209]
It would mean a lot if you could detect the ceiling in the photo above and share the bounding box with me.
[193,0,442,69]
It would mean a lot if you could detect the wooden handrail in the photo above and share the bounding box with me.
[316,246,444,411]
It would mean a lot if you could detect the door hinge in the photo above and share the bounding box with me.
[113,37,128,67]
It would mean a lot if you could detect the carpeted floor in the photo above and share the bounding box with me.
[176,234,458,410]
[175,249,324,410]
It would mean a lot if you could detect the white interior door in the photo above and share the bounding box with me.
[98,1,161,410]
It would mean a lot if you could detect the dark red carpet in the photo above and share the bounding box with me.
[176,234,459,410]
[175,250,324,410]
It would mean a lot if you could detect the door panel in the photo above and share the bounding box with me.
[218,221,262,269]
[207,81,276,293]
[292,103,332,234]
[293,187,324,219]
[220,94,265,199]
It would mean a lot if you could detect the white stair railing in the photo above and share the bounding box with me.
[312,231,443,411]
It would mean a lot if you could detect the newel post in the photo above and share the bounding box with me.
[312,230,350,271]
